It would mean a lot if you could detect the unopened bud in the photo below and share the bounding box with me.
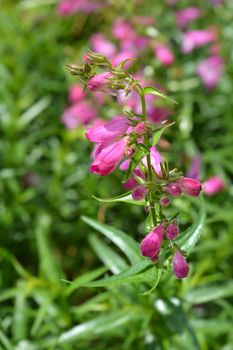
[172,250,189,279]
[177,177,202,197]
[88,72,112,91]
[132,185,148,201]
[66,63,84,76]
[135,122,147,134]
[140,225,164,262]
[159,196,170,207]
[166,222,179,240]
[165,183,182,197]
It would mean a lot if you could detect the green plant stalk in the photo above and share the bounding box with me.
[139,89,157,227]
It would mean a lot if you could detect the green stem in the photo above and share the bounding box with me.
[138,91,157,227]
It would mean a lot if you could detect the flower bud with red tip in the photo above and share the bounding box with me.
[172,250,189,279]
[140,225,164,262]
[177,177,202,197]
[88,72,112,91]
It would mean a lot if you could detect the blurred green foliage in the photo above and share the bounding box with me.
[0,1,233,349]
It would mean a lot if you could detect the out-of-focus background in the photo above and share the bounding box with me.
[0,1,233,349]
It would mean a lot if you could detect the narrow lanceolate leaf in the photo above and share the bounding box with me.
[19,96,51,128]
[64,266,107,296]
[143,86,177,104]
[57,311,134,344]
[93,192,145,206]
[175,196,206,253]
[185,281,233,304]
[81,216,142,264]
[89,234,128,274]
[81,260,153,288]
[152,122,175,146]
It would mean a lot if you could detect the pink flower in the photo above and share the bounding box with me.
[154,44,174,66]
[61,101,96,129]
[58,0,102,16]
[90,33,116,59]
[112,17,136,42]
[132,185,148,201]
[140,225,164,262]
[177,177,202,197]
[86,116,129,145]
[68,84,86,103]
[172,250,189,279]
[165,183,182,197]
[90,138,127,176]
[123,177,138,190]
[203,176,225,196]
[88,72,112,92]
[181,30,215,54]
[142,147,162,177]
[166,223,179,240]
[186,155,201,181]
[111,51,137,68]
[176,7,202,29]
[148,107,172,124]
[197,56,224,89]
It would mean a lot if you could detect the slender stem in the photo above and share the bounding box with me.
[138,90,157,227]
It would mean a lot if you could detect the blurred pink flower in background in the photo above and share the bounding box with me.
[68,84,86,103]
[203,176,225,196]
[181,30,215,53]
[90,33,116,59]
[112,17,136,42]
[154,44,174,66]
[58,0,103,16]
[197,56,224,89]
[111,51,137,67]
[187,154,201,181]
[61,101,97,129]
[176,7,202,29]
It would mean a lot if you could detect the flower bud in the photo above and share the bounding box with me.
[135,122,147,134]
[88,72,112,91]
[165,183,182,197]
[166,222,179,240]
[140,225,164,262]
[66,63,84,76]
[159,196,170,207]
[132,185,148,201]
[172,250,189,279]
[177,177,202,197]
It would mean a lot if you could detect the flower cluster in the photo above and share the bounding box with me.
[67,51,204,279]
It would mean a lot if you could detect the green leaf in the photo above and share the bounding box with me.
[143,86,177,104]
[81,216,142,264]
[185,281,233,304]
[175,196,206,253]
[93,192,145,206]
[64,266,108,296]
[89,234,128,274]
[152,122,175,146]
[35,214,61,283]
[142,268,163,295]
[81,260,153,288]
[57,311,134,345]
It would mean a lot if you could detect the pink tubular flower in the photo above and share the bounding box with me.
[154,44,174,66]
[90,33,116,59]
[197,56,224,89]
[140,225,164,262]
[172,250,189,279]
[142,147,162,177]
[61,101,96,129]
[132,185,148,201]
[88,72,112,92]
[166,223,179,240]
[181,30,215,54]
[203,176,225,196]
[176,7,202,29]
[177,177,202,197]
[90,138,127,176]
[86,116,129,145]
[68,84,86,103]
[165,183,182,197]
